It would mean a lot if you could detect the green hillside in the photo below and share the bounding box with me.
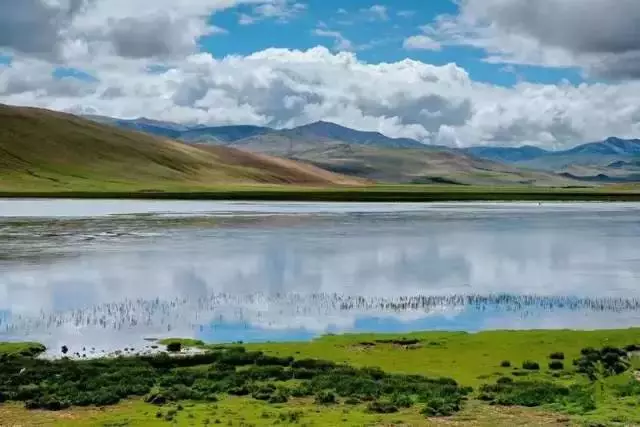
[0,104,361,191]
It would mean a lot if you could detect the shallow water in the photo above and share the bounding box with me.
[1,199,640,353]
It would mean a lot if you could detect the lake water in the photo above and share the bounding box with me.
[1,199,640,354]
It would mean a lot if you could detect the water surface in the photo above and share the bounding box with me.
[1,199,640,353]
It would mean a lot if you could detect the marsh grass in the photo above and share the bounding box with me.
[4,330,640,425]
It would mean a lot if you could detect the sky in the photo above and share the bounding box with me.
[2,0,640,149]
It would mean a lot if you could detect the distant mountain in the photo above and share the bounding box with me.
[229,133,576,186]
[86,116,430,149]
[179,125,271,143]
[84,114,637,183]
[563,137,640,156]
[281,121,427,149]
[83,115,191,139]
[608,159,640,168]
[463,146,549,163]
[467,137,640,182]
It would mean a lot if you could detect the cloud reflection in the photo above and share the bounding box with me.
[1,201,640,351]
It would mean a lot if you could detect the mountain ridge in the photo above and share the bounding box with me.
[81,114,638,183]
[86,115,640,158]
[464,138,640,182]
[85,115,430,150]
[0,104,363,191]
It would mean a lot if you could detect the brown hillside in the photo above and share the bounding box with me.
[0,104,362,191]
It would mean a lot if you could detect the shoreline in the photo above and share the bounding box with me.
[1,187,640,202]
[5,327,640,362]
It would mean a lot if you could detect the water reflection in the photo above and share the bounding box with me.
[1,200,640,351]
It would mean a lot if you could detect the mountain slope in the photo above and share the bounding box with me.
[229,134,576,186]
[467,137,640,182]
[463,146,549,163]
[180,125,271,143]
[193,144,364,185]
[86,116,430,149]
[280,121,427,149]
[83,115,190,139]
[563,137,640,156]
[0,105,362,191]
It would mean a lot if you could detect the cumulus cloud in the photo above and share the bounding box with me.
[0,0,86,59]
[433,0,640,79]
[0,0,300,63]
[403,35,441,51]
[5,45,640,148]
[2,1,640,149]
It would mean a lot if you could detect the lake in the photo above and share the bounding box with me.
[1,199,640,354]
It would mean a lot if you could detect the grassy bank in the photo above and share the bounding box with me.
[247,329,640,387]
[2,184,640,202]
[3,329,640,425]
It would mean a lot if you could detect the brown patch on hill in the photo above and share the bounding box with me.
[0,104,363,190]
[195,144,365,185]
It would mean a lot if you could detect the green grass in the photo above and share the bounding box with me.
[0,342,46,358]
[3,330,640,425]
[2,184,640,201]
[0,397,565,426]
[244,329,640,386]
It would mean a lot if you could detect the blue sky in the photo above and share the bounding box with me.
[47,0,584,87]
[202,0,584,86]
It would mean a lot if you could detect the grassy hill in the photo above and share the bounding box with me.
[0,104,362,191]
[231,134,577,186]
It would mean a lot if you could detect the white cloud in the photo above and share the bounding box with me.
[432,0,640,79]
[237,0,306,25]
[361,4,388,21]
[0,0,302,63]
[312,29,354,52]
[2,2,640,149]
[238,13,256,25]
[403,35,441,51]
[5,46,640,149]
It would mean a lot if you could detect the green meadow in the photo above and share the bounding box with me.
[2,184,640,202]
[2,329,640,426]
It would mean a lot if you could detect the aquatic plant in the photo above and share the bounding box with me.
[5,293,640,342]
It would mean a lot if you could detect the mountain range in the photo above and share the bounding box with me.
[464,137,640,182]
[87,116,430,149]
[87,115,640,183]
[0,105,362,192]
